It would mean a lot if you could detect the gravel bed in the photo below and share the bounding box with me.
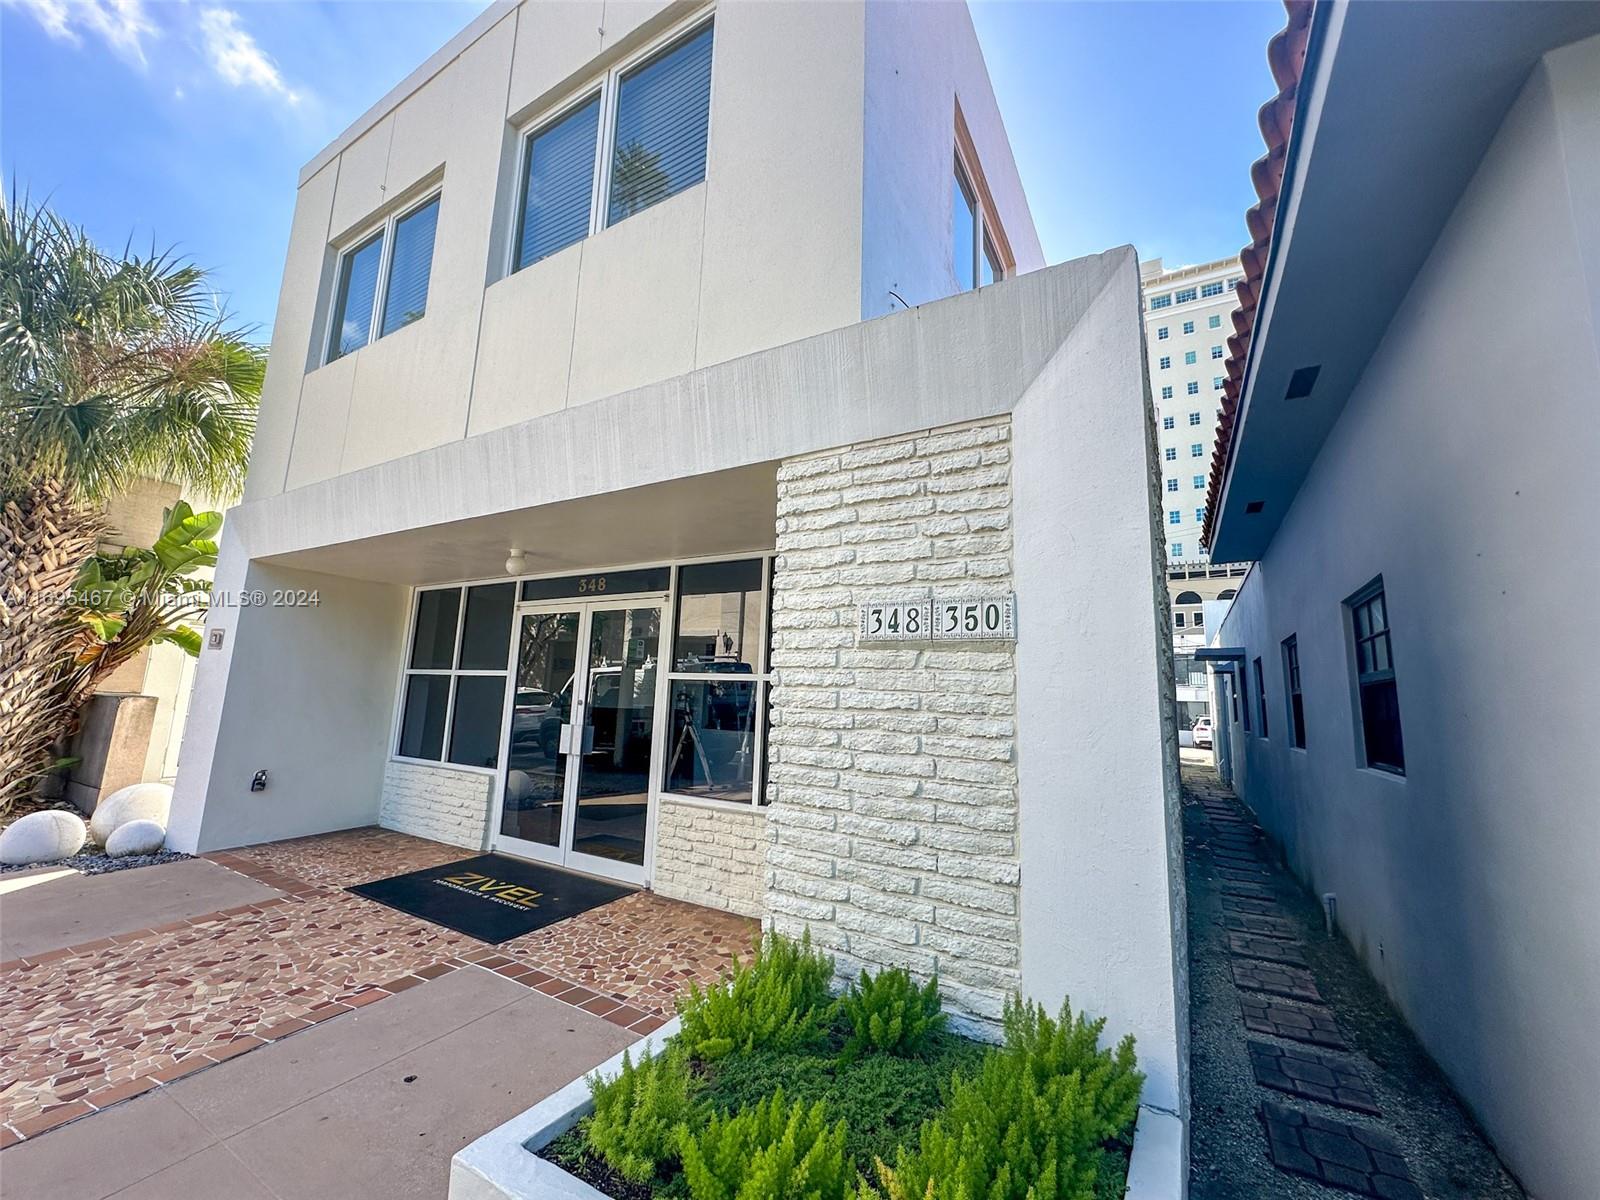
[0,848,192,877]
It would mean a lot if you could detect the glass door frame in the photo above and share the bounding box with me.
[491,590,671,887]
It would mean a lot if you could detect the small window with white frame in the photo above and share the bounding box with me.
[327,190,441,363]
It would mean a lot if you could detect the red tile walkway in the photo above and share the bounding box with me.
[0,827,755,1147]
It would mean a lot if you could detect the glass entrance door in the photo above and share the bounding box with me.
[495,600,664,885]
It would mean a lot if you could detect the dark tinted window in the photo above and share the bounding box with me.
[409,589,460,669]
[448,676,507,768]
[458,583,515,670]
[398,674,451,759]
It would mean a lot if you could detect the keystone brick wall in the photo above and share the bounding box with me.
[379,760,493,850]
[765,416,1019,1030]
[651,797,767,918]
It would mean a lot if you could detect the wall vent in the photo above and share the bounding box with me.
[1245,500,1265,514]
[1285,365,1321,399]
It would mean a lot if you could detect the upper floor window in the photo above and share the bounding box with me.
[1161,385,1173,400]
[1348,580,1404,773]
[1170,541,1183,557]
[1157,326,1169,340]
[1191,443,1204,457]
[328,192,441,362]
[1189,412,1202,425]
[1166,478,1179,491]
[1214,377,1225,391]
[1209,314,1222,329]
[1165,447,1177,461]
[1211,345,1224,359]
[952,142,1008,292]
[1184,350,1197,365]
[1175,287,1197,303]
[1182,320,1194,335]
[1193,474,1205,488]
[1186,381,1199,395]
[512,19,714,275]
[1159,356,1171,370]
[1201,280,1226,298]
[1149,293,1172,310]
[1162,415,1175,430]
[1168,510,1182,525]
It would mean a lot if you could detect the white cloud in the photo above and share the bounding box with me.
[197,7,300,106]
[4,0,158,65]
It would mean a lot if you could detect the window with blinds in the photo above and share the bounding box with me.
[608,22,714,225]
[381,196,440,336]
[515,96,600,271]
[328,232,383,361]
[325,191,441,363]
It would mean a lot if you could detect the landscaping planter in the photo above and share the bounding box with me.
[449,1021,1185,1200]
[450,1017,683,1200]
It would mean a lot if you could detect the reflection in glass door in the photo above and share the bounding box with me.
[569,607,660,871]
[496,601,663,883]
[500,611,580,853]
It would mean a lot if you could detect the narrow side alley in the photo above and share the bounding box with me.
[1182,760,1524,1200]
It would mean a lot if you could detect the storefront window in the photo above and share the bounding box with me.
[663,558,770,804]
[397,582,513,769]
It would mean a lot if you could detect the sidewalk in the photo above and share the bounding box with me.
[1182,763,1523,1199]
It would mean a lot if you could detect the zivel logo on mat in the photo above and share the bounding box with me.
[436,871,544,909]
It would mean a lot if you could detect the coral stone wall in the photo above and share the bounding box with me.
[765,416,1019,1028]
[651,796,767,917]
[379,760,493,850]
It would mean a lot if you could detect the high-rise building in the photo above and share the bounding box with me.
[1140,256,1249,734]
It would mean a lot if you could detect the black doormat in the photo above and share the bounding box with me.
[347,853,632,944]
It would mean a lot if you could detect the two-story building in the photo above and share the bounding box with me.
[167,0,1188,1164]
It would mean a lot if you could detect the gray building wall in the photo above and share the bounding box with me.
[1217,38,1600,1199]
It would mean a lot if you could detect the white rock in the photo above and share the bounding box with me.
[90,782,173,845]
[0,810,87,865]
[105,819,167,857]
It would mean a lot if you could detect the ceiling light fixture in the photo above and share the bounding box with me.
[505,548,527,576]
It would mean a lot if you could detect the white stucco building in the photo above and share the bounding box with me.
[1140,257,1248,735]
[1206,3,1600,1196]
[166,0,1189,1171]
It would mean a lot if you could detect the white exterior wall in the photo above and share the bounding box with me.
[380,761,495,851]
[166,536,411,853]
[765,417,1021,1030]
[1216,41,1600,1200]
[246,0,1038,504]
[860,0,1044,318]
[652,797,766,917]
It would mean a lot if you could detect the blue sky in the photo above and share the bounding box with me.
[1,0,1283,338]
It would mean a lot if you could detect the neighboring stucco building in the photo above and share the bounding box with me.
[1140,256,1248,735]
[166,0,1189,1167]
[1206,3,1600,1196]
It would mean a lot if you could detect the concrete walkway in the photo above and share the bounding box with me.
[0,858,281,961]
[0,966,632,1199]
[1183,762,1523,1199]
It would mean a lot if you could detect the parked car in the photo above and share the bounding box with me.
[1192,717,1213,748]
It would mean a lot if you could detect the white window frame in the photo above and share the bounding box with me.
[504,11,717,280]
[660,555,773,811]
[325,187,442,365]
[391,581,513,775]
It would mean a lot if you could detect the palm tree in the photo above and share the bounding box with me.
[0,194,264,813]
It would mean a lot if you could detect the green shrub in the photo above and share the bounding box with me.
[676,930,836,1061]
[700,1032,987,1173]
[680,1089,851,1200]
[839,967,947,1062]
[863,996,1142,1200]
[586,1045,697,1184]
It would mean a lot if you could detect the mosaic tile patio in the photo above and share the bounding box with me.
[0,827,755,1145]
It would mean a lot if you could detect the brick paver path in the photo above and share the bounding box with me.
[1184,759,1523,1200]
[0,827,754,1147]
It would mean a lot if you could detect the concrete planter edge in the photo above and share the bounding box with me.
[448,1017,1184,1200]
